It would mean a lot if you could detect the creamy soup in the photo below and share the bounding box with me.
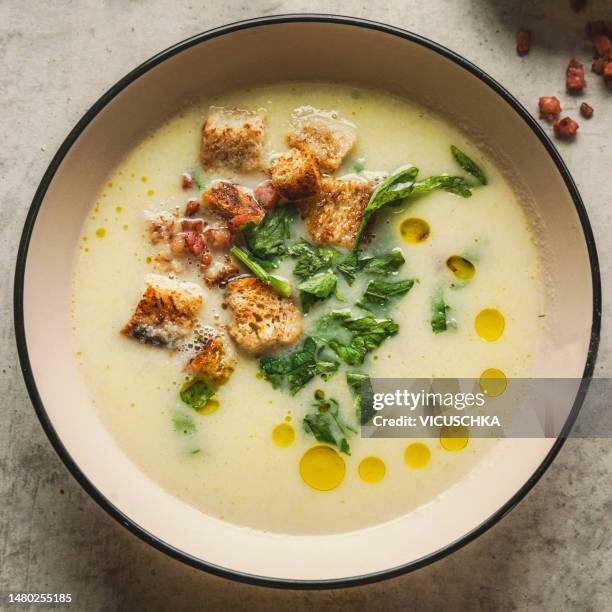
[71,82,545,535]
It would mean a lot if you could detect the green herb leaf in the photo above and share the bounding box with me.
[353,165,419,248]
[289,240,340,279]
[297,271,338,313]
[172,412,197,434]
[337,248,405,285]
[303,397,356,454]
[259,337,339,395]
[180,379,215,409]
[241,206,291,260]
[431,291,456,333]
[359,279,415,307]
[411,175,473,198]
[190,167,206,190]
[451,145,487,185]
[346,372,375,425]
[314,311,399,365]
[230,245,292,298]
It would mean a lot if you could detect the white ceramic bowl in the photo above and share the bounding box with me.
[14,15,600,587]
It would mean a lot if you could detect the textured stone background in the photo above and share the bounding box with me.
[1,1,610,610]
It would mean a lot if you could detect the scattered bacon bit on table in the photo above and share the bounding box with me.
[604,61,612,81]
[580,102,594,118]
[538,96,562,120]
[181,173,194,190]
[185,199,200,217]
[566,59,586,92]
[593,33,611,57]
[516,30,530,56]
[553,117,579,138]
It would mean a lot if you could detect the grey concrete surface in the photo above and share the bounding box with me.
[1,1,611,610]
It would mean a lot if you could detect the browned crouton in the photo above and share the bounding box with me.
[286,106,357,173]
[185,333,236,382]
[201,181,265,225]
[299,177,373,247]
[200,106,266,172]
[225,278,303,353]
[270,147,321,200]
[121,276,203,348]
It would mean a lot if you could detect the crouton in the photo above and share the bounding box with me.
[201,181,265,225]
[286,106,357,173]
[299,177,373,247]
[225,277,303,353]
[121,275,203,348]
[270,147,321,200]
[200,106,266,172]
[185,333,236,382]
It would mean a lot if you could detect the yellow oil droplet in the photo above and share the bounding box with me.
[95,227,106,239]
[123,224,129,231]
[284,413,292,422]
[358,456,386,483]
[446,255,475,280]
[404,442,431,468]
[300,446,346,491]
[400,217,430,243]
[440,425,469,451]
[479,368,507,397]
[140,176,147,182]
[272,422,295,448]
[115,206,123,213]
[147,189,154,197]
[475,308,505,342]
[146,256,152,264]
[197,398,219,415]
[107,181,113,188]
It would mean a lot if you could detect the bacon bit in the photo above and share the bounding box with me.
[593,34,612,57]
[181,173,194,190]
[516,30,530,56]
[254,180,281,209]
[586,21,606,39]
[566,59,586,92]
[204,227,231,248]
[553,117,579,138]
[170,234,186,256]
[181,218,205,233]
[538,96,561,120]
[185,231,205,256]
[185,199,200,217]
[604,61,612,81]
[199,249,212,271]
[580,102,594,119]
[227,213,262,233]
[592,58,606,75]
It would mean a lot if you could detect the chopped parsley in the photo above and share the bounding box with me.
[180,379,216,410]
[303,396,356,454]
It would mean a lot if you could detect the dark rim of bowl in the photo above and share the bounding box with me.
[14,14,601,590]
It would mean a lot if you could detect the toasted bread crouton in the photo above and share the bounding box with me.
[200,106,266,172]
[185,333,236,382]
[270,147,321,200]
[121,275,203,348]
[202,180,265,225]
[300,177,373,247]
[226,277,303,353]
[287,106,357,173]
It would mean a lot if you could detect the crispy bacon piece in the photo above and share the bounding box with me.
[199,249,212,270]
[185,231,205,256]
[580,102,594,119]
[566,59,586,92]
[185,199,200,217]
[516,30,530,56]
[593,34,611,57]
[553,117,579,138]
[254,180,281,209]
[204,227,231,248]
[227,213,262,234]
[538,96,561,120]
[181,173,194,190]
[604,61,612,81]
[592,58,606,75]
